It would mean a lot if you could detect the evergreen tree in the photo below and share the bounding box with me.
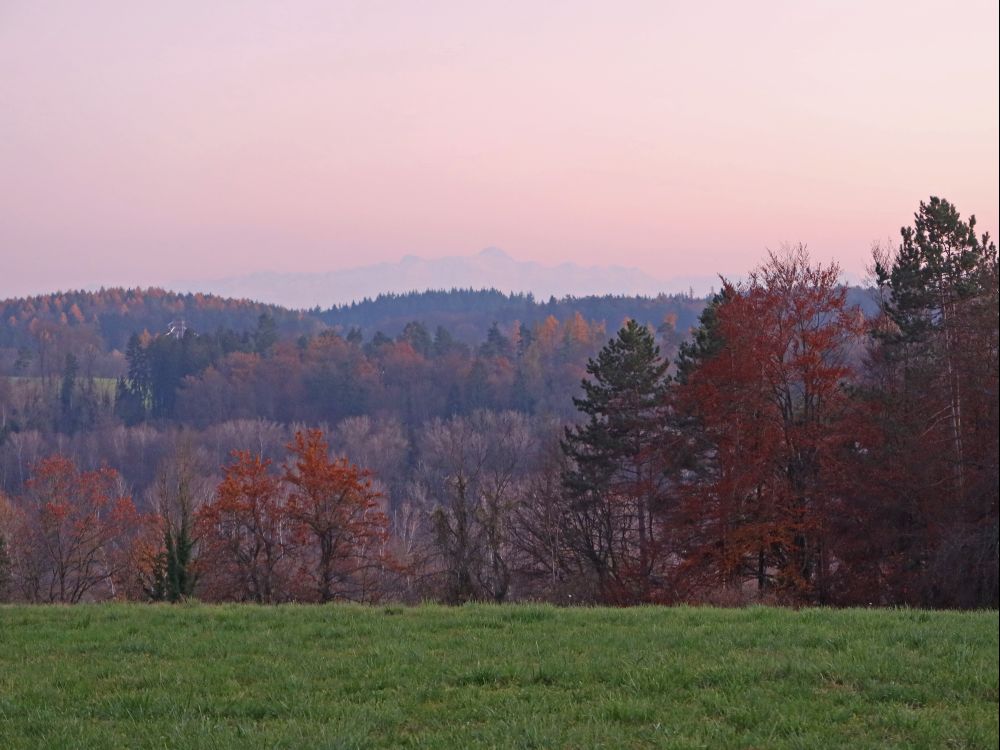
[117,333,152,424]
[125,333,151,402]
[479,322,511,358]
[870,197,999,606]
[59,352,79,432]
[399,321,432,357]
[464,360,492,413]
[674,289,730,384]
[346,327,364,346]
[511,368,536,413]
[876,197,995,345]
[253,313,278,355]
[433,326,468,357]
[516,322,534,357]
[366,331,392,354]
[561,319,671,602]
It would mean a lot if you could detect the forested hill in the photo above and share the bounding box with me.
[0,287,710,353]
[318,288,711,343]
[321,286,880,341]
[1,285,878,355]
[0,288,323,352]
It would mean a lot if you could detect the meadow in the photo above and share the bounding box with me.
[0,604,996,749]
[3,375,119,402]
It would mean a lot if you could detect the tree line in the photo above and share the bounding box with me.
[0,283,711,365]
[1,287,708,436]
[0,198,996,608]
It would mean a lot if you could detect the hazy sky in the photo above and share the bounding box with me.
[2,1,998,297]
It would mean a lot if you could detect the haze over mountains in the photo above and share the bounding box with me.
[172,248,717,309]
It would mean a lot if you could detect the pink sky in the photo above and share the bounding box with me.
[1,0,997,298]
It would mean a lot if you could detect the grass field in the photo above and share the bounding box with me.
[0,604,996,749]
[3,375,119,402]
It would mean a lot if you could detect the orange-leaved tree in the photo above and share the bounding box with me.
[11,455,141,603]
[284,429,389,602]
[674,247,865,602]
[196,451,291,603]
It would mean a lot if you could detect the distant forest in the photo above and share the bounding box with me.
[0,198,995,610]
[0,285,715,352]
[1,282,879,354]
[0,286,724,426]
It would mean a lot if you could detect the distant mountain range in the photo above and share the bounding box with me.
[172,248,717,309]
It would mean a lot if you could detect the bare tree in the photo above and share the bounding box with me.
[412,411,536,603]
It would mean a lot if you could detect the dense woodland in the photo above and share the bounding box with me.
[0,198,996,609]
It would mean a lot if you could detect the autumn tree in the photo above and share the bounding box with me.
[561,319,672,603]
[283,429,389,602]
[196,451,291,603]
[674,248,865,603]
[9,456,141,602]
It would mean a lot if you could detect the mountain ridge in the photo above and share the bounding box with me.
[170,248,718,309]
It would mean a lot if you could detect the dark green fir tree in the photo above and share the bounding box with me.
[561,319,671,601]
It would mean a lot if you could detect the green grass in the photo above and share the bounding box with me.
[0,605,996,749]
[3,375,118,401]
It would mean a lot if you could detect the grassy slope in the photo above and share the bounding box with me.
[0,604,996,749]
[3,375,118,400]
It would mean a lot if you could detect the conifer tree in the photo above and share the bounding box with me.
[253,313,278,355]
[870,197,998,606]
[561,319,671,602]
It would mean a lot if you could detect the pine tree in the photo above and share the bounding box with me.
[398,321,432,357]
[59,352,79,432]
[117,333,151,424]
[561,319,671,602]
[479,322,511,358]
[254,313,278,355]
[871,197,998,606]
[875,198,997,490]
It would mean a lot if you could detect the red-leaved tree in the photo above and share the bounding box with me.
[10,456,141,602]
[284,429,390,602]
[196,451,292,603]
[674,248,865,603]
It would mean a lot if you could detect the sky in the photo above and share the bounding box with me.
[1,0,998,298]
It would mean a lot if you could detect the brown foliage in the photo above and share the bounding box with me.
[284,429,390,602]
[674,248,866,603]
[7,456,141,602]
[195,451,292,603]
[195,430,393,603]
